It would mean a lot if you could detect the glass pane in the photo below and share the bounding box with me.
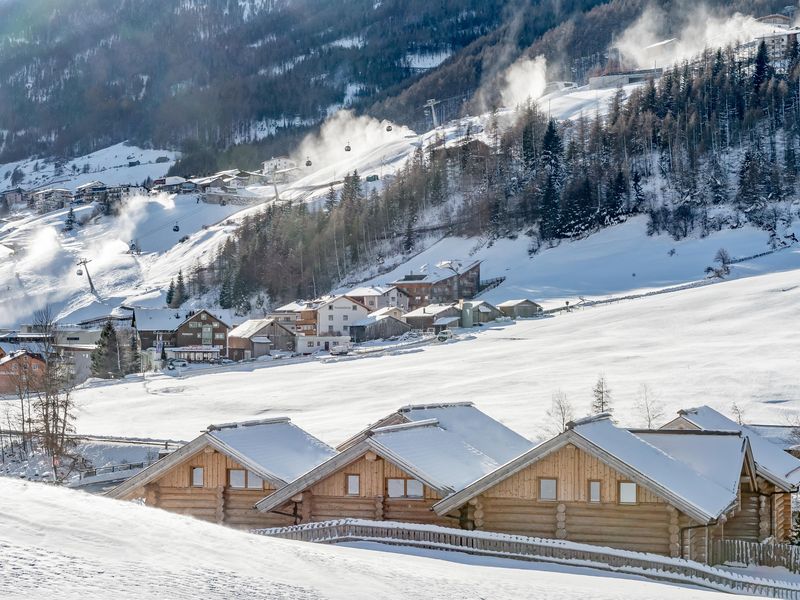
[247,472,263,489]
[589,481,601,503]
[191,467,203,487]
[347,475,360,495]
[229,469,246,488]
[387,478,405,497]
[619,482,637,503]
[406,479,424,498]
[539,478,557,500]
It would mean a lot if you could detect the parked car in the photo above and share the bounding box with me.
[167,359,188,370]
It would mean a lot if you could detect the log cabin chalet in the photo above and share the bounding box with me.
[107,418,336,529]
[255,403,534,527]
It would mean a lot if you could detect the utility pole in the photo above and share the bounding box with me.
[76,258,97,295]
[424,98,441,128]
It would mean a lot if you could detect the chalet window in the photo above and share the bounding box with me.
[328,325,334,332]
[386,478,424,498]
[539,478,557,501]
[588,480,601,503]
[343,326,349,331]
[200,313,207,320]
[191,467,204,487]
[328,306,333,310]
[307,341,314,347]
[343,315,348,321]
[346,474,360,495]
[214,333,225,340]
[246,472,263,490]
[328,315,334,321]
[619,482,637,504]
[351,306,357,311]
[228,469,246,488]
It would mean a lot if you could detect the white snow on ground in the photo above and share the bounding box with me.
[0,142,177,193]
[66,254,800,445]
[0,478,744,599]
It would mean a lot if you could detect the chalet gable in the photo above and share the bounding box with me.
[435,415,749,524]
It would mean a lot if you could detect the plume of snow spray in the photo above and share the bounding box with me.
[615,4,779,69]
[499,54,548,108]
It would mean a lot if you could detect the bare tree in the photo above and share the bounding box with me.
[591,375,613,414]
[730,401,745,426]
[546,390,575,435]
[635,384,663,428]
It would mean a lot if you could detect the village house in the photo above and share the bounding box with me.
[349,313,412,343]
[294,334,351,354]
[345,286,410,312]
[404,303,461,331]
[133,308,230,359]
[107,418,336,529]
[1,187,25,210]
[227,319,297,360]
[315,295,370,337]
[256,403,534,526]
[391,261,482,311]
[31,188,72,213]
[73,180,107,204]
[431,412,798,561]
[497,299,544,319]
[151,176,187,194]
[271,300,321,335]
[0,350,46,395]
[459,300,504,326]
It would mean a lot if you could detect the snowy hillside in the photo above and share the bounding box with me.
[0,142,178,193]
[71,259,800,444]
[0,478,744,599]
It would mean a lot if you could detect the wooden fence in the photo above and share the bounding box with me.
[712,538,800,573]
[254,519,800,598]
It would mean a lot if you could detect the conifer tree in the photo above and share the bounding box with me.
[90,321,123,379]
[591,375,613,414]
[165,278,175,306]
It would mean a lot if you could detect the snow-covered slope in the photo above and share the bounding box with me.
[0,478,742,599]
[0,142,178,193]
[72,259,800,445]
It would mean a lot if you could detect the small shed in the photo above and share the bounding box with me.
[497,299,543,319]
[461,300,504,325]
[405,304,461,331]
[350,314,412,343]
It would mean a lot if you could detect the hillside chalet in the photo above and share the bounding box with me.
[107,418,336,529]
[134,308,230,359]
[391,261,481,310]
[227,319,296,360]
[497,299,544,318]
[404,304,461,331]
[432,413,798,561]
[256,403,534,526]
[0,350,46,395]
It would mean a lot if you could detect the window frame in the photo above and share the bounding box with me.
[246,471,264,490]
[191,466,204,487]
[588,480,601,503]
[345,473,360,496]
[538,477,558,502]
[386,477,424,499]
[228,468,247,489]
[618,481,638,504]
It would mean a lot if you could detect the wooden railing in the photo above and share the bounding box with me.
[253,519,800,598]
[712,538,800,573]
[78,460,152,480]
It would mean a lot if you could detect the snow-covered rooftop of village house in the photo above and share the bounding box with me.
[572,416,739,521]
[131,308,236,332]
[369,420,500,492]
[404,303,456,318]
[746,424,800,452]
[633,431,748,495]
[275,300,319,312]
[346,285,393,297]
[158,176,186,186]
[390,260,481,284]
[671,406,800,490]
[400,403,534,465]
[228,318,273,339]
[207,418,336,483]
[496,299,541,307]
[352,314,392,327]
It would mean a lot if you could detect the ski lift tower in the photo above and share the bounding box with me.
[76,258,97,295]
[424,98,441,128]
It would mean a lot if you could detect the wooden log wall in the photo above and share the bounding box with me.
[725,490,760,541]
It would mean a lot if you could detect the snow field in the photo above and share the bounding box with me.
[0,478,746,599]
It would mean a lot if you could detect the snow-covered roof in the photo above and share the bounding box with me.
[157,176,186,186]
[497,299,542,307]
[75,180,106,190]
[669,406,800,491]
[0,349,43,367]
[275,300,319,312]
[368,420,500,491]
[229,319,274,339]
[391,260,481,285]
[206,418,336,483]
[405,304,457,318]
[399,403,534,465]
[352,314,392,327]
[108,417,336,499]
[346,285,393,297]
[746,424,800,452]
[132,308,230,332]
[434,316,460,326]
[436,414,745,522]
[371,306,405,317]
